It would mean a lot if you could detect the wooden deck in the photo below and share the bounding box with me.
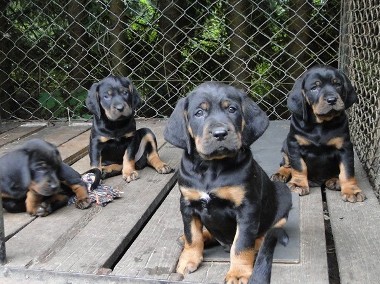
[0,119,379,284]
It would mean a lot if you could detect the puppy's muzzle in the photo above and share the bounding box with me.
[212,126,228,141]
[325,94,338,106]
[113,103,125,112]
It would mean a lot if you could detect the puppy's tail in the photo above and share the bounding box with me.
[249,228,289,284]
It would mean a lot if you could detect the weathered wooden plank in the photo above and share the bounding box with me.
[111,183,183,279]
[325,154,380,284]
[3,213,36,241]
[59,130,90,165]
[0,121,22,134]
[3,204,103,268]
[0,124,89,156]
[27,144,181,274]
[0,124,46,148]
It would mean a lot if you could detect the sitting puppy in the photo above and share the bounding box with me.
[164,82,292,283]
[272,65,366,202]
[86,76,172,181]
[0,139,91,216]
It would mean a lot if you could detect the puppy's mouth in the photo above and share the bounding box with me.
[104,106,133,121]
[195,139,241,160]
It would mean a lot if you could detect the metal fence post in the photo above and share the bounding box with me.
[0,194,6,264]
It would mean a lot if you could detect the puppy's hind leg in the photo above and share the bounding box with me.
[135,128,172,174]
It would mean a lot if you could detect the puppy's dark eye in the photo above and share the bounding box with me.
[103,95,111,100]
[334,82,342,87]
[195,109,204,117]
[228,106,237,113]
[311,85,318,91]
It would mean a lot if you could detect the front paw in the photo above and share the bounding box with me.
[176,249,203,275]
[34,202,52,217]
[288,182,310,196]
[225,267,251,284]
[341,185,366,202]
[122,170,139,182]
[75,197,92,209]
[156,163,173,174]
[271,172,289,183]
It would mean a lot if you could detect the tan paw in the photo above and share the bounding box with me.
[122,170,139,182]
[75,197,92,209]
[156,163,173,174]
[341,191,366,203]
[176,249,203,275]
[271,172,289,183]
[325,178,340,191]
[288,183,310,196]
[224,268,251,284]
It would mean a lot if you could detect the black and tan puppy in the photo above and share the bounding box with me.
[86,76,172,181]
[164,82,292,283]
[272,65,365,202]
[0,139,91,216]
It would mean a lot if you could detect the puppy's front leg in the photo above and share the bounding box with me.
[225,212,259,284]
[89,135,102,169]
[287,140,310,195]
[339,141,366,202]
[176,204,204,275]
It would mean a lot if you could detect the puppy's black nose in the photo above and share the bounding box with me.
[114,104,125,112]
[326,96,338,105]
[212,127,228,141]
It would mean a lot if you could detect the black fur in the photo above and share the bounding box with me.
[0,139,91,216]
[164,82,292,282]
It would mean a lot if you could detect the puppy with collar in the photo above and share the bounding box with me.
[164,82,292,283]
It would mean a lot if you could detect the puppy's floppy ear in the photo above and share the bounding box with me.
[164,97,192,154]
[287,74,309,121]
[125,78,142,110]
[339,70,358,109]
[241,93,269,145]
[86,83,101,118]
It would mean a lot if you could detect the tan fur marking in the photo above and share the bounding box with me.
[339,163,361,195]
[99,136,110,143]
[226,225,255,282]
[25,190,43,215]
[327,137,344,149]
[200,102,209,110]
[180,187,205,202]
[122,150,136,175]
[273,217,287,228]
[124,131,135,138]
[295,134,311,146]
[67,183,89,200]
[212,186,245,207]
[176,217,204,274]
[102,164,123,172]
[221,100,230,109]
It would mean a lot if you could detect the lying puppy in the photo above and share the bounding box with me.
[86,76,172,181]
[272,65,365,202]
[164,82,292,283]
[0,139,91,216]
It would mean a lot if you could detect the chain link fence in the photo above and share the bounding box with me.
[0,1,378,195]
[340,0,380,198]
[1,0,341,121]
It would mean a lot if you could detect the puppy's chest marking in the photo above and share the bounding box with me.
[180,185,245,207]
[295,134,344,149]
[99,132,135,143]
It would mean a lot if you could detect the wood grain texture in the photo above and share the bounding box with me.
[325,153,380,284]
[29,144,181,274]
